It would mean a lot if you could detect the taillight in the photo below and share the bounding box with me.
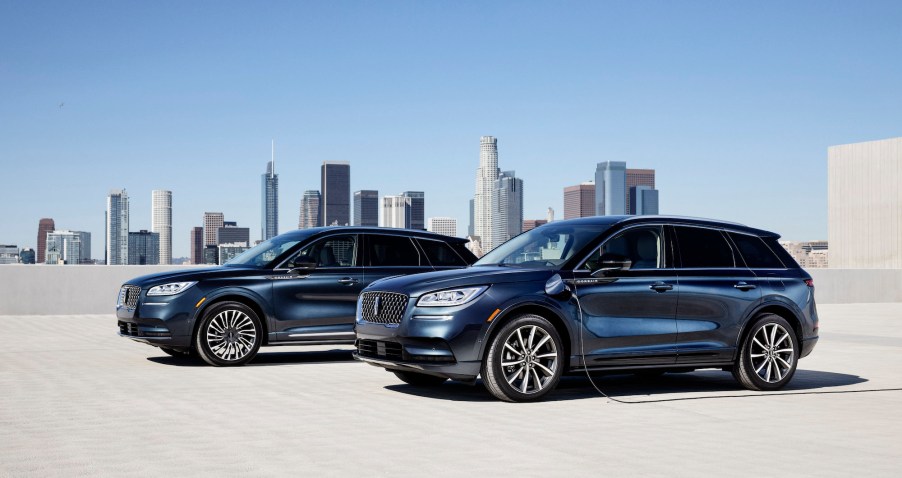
[804,279,814,287]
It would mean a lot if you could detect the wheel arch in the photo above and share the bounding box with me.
[736,301,803,356]
[192,292,270,346]
[480,302,572,367]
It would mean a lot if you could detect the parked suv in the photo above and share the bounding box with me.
[117,227,476,366]
[354,216,819,402]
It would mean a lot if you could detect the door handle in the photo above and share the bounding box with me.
[649,282,673,292]
[734,281,757,291]
[338,277,359,285]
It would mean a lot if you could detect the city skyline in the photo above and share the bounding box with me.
[3,2,902,258]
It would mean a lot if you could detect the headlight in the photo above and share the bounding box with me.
[146,282,196,296]
[417,286,488,307]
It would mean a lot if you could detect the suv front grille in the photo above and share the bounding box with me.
[118,285,141,309]
[360,292,408,324]
[357,339,404,361]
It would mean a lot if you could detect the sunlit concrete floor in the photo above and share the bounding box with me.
[1,304,900,477]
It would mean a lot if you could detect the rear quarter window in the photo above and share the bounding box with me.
[728,232,785,269]
[673,226,735,268]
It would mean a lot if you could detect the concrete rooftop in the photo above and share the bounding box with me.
[1,304,901,476]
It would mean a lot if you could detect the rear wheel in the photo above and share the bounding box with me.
[392,370,447,387]
[482,314,563,402]
[733,314,799,391]
[195,301,262,367]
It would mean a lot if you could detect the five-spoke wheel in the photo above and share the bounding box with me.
[195,301,262,366]
[483,314,563,402]
[734,313,798,391]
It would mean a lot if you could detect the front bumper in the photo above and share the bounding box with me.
[353,352,482,381]
[116,287,201,348]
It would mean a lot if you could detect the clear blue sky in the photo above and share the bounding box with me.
[2,1,901,259]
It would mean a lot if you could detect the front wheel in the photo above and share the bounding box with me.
[733,314,799,391]
[482,314,564,402]
[195,301,263,367]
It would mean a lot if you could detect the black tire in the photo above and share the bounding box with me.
[392,370,448,387]
[733,314,799,391]
[195,301,263,367]
[482,314,564,402]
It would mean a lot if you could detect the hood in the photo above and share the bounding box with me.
[124,266,261,287]
[366,265,556,296]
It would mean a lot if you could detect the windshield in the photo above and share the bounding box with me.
[475,224,609,269]
[224,235,304,267]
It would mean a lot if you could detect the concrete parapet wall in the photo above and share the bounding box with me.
[0,265,899,315]
[0,265,204,315]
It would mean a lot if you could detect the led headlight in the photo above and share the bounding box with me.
[417,286,488,307]
[146,282,196,296]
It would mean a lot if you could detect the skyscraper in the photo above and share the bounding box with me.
[381,195,409,228]
[468,199,475,237]
[595,161,626,216]
[563,182,596,219]
[402,191,425,230]
[36,218,55,264]
[299,190,322,229]
[106,189,129,265]
[217,223,250,245]
[522,219,548,232]
[46,230,91,264]
[203,212,224,246]
[261,148,279,240]
[625,168,655,214]
[492,171,523,248]
[321,161,350,226]
[474,136,500,251]
[427,217,457,237]
[353,190,379,227]
[190,227,204,265]
[128,230,160,265]
[630,185,660,215]
[152,190,172,265]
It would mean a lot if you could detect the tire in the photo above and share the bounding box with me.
[194,301,263,367]
[392,370,448,387]
[733,314,799,391]
[482,314,564,402]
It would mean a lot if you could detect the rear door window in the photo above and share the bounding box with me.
[728,232,785,269]
[365,234,421,267]
[673,226,735,268]
[416,239,468,267]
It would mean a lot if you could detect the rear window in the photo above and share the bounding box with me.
[763,237,800,269]
[673,226,735,268]
[728,232,784,269]
[366,234,421,267]
[416,239,468,267]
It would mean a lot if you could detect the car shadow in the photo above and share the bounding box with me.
[146,349,355,367]
[384,369,871,403]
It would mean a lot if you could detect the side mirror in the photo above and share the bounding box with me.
[288,262,317,274]
[591,253,631,277]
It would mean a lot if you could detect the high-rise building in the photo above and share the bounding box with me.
[152,190,172,265]
[128,230,160,265]
[381,195,409,228]
[203,245,219,265]
[402,191,425,230]
[630,185,659,215]
[190,227,204,265]
[46,230,91,264]
[261,154,279,241]
[36,218,55,264]
[203,212,224,246]
[828,137,902,268]
[353,190,379,227]
[299,190,322,229]
[0,245,18,264]
[595,162,626,216]
[427,217,457,237]
[492,171,523,248]
[468,199,475,237]
[625,168,655,214]
[218,243,251,265]
[563,182,596,219]
[321,161,350,226]
[218,224,250,245]
[19,248,35,264]
[474,136,500,251]
[106,189,129,265]
[522,219,548,232]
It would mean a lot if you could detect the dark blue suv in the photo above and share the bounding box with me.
[117,227,476,366]
[354,216,819,402]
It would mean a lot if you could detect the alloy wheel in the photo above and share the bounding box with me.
[748,322,795,383]
[206,308,258,362]
[499,324,559,395]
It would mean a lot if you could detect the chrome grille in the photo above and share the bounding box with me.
[118,285,141,309]
[360,292,408,324]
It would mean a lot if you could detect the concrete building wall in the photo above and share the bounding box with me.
[828,137,902,268]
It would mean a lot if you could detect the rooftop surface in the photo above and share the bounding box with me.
[2,304,900,476]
